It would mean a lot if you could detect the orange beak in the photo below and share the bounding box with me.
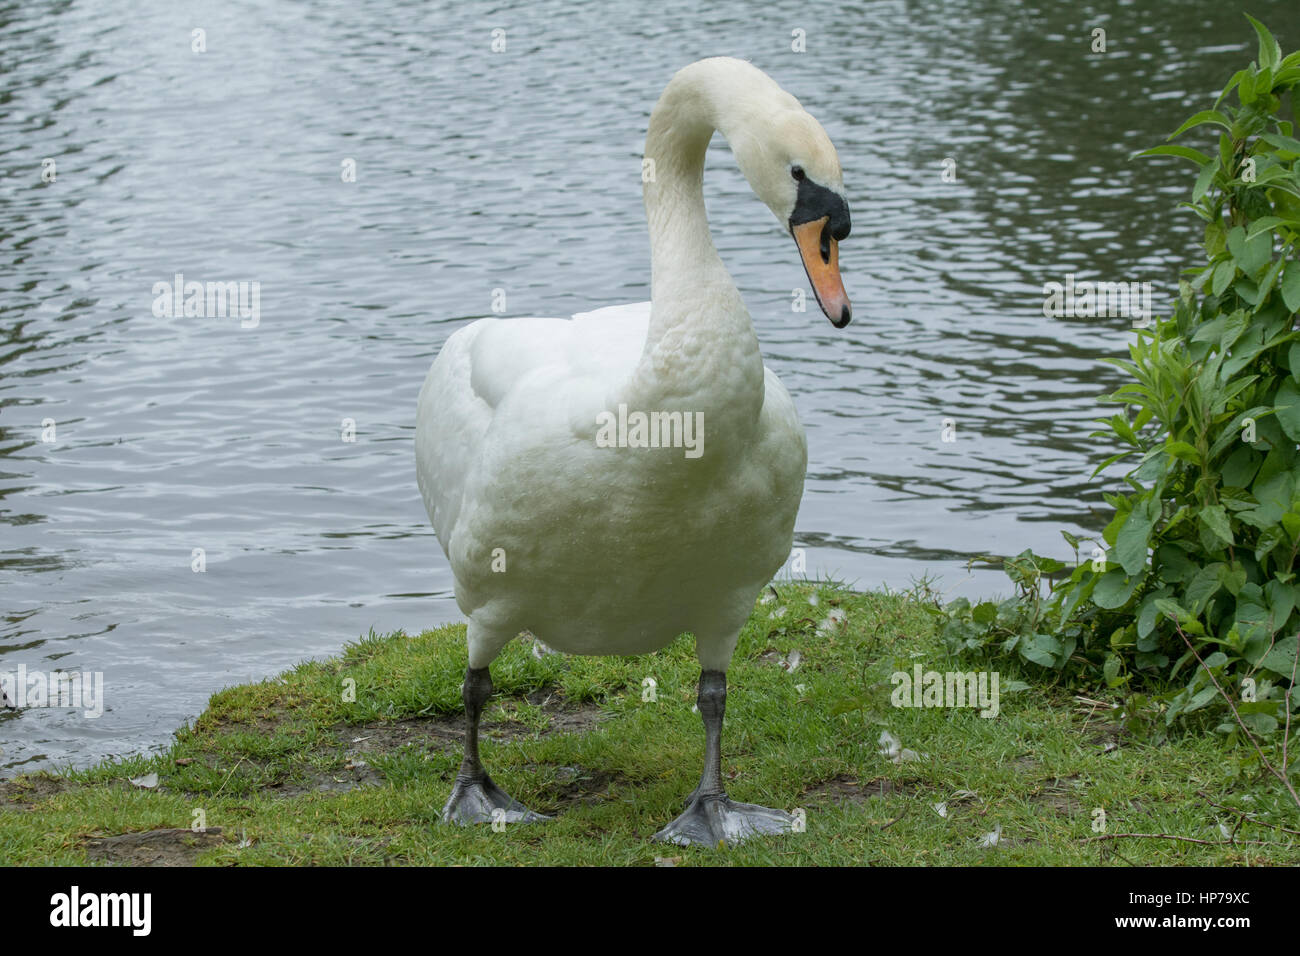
[792,216,851,328]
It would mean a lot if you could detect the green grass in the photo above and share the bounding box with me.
[2,582,1297,865]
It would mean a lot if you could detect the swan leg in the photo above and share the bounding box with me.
[441,665,550,826]
[652,670,794,847]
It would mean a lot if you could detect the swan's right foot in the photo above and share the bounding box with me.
[441,772,551,826]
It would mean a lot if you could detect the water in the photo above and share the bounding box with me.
[3,0,1298,774]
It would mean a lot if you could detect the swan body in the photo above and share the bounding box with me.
[417,300,805,668]
[415,57,852,845]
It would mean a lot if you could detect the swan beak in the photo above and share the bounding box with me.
[792,216,851,328]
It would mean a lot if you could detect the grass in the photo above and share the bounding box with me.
[2,581,1297,866]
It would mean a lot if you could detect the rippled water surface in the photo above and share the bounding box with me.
[4,0,1299,772]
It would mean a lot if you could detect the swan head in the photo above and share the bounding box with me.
[730,105,853,328]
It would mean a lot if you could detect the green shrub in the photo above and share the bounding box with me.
[936,16,1300,742]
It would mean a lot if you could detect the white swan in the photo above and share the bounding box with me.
[415,57,852,846]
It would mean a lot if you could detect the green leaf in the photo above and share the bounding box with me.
[1235,278,1261,305]
[1258,634,1300,677]
[1244,216,1283,240]
[1205,219,1228,256]
[1094,568,1144,610]
[1103,653,1122,686]
[1265,578,1299,624]
[1031,554,1067,575]
[1242,231,1272,275]
[1154,597,1191,622]
[1260,132,1300,156]
[1250,164,1292,186]
[1198,504,1234,549]
[1226,226,1271,276]
[1164,440,1201,463]
[1192,162,1218,203]
[1135,144,1212,165]
[1241,712,1278,734]
[1245,14,1282,72]
[1019,632,1063,668]
[1255,524,1286,563]
[1184,684,1220,714]
[1240,67,1259,106]
[1168,110,1233,139]
[1220,443,1261,486]
[1222,565,1247,595]
[1275,379,1300,442]
[1116,495,1158,575]
[1253,166,1294,188]
[1185,562,1226,612]
[1137,588,1171,640]
[1281,263,1300,313]
[1211,258,1237,296]
[1255,254,1286,307]
[1217,68,1247,107]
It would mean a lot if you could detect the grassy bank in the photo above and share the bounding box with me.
[2,582,1296,866]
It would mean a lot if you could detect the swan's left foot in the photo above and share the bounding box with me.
[653,793,793,847]
[442,773,550,826]
[655,668,795,848]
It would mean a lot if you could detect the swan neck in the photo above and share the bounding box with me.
[642,84,727,300]
[631,62,764,432]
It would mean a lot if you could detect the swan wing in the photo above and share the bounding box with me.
[415,303,651,557]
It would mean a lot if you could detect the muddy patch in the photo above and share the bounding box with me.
[269,762,386,798]
[528,701,604,737]
[516,688,605,736]
[334,691,604,758]
[1028,775,1085,815]
[757,648,806,671]
[338,718,462,758]
[253,694,609,798]
[83,827,227,866]
[537,765,628,809]
[801,774,921,805]
[0,773,72,810]
[1084,722,1123,751]
[169,690,609,800]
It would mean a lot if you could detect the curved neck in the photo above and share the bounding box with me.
[644,79,730,307]
[626,61,764,430]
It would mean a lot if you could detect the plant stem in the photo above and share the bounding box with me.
[1175,622,1300,809]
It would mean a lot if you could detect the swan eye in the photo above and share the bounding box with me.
[791,165,805,182]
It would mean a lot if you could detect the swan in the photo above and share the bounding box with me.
[415,56,852,846]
